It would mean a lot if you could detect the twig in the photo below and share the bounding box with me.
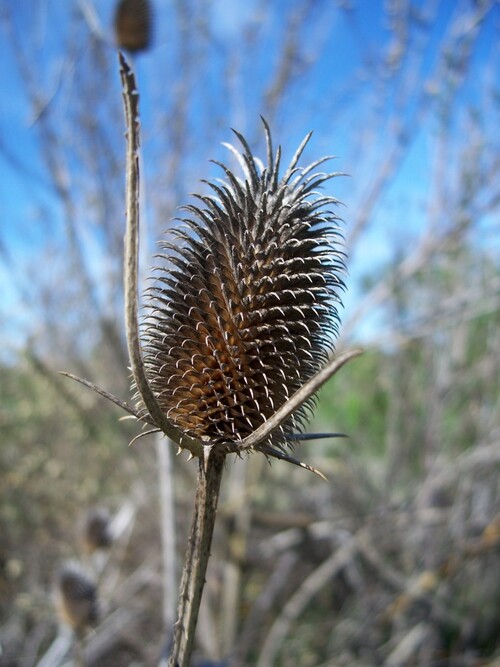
[84,608,143,663]
[233,551,299,666]
[35,625,73,667]
[417,440,500,503]
[77,0,108,44]
[256,536,358,667]
[385,622,430,667]
[26,352,100,441]
[59,371,152,424]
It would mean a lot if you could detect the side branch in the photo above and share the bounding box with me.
[119,53,202,457]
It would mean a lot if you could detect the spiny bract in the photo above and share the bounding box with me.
[142,121,345,459]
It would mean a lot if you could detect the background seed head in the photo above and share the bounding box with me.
[142,122,346,456]
[55,562,99,632]
[114,0,152,54]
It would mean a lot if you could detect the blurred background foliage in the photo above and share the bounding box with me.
[0,0,499,665]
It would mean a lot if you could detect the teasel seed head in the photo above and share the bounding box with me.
[81,508,113,554]
[55,562,99,633]
[142,120,345,460]
[114,0,152,54]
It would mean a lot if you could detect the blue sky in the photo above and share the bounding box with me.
[0,0,498,356]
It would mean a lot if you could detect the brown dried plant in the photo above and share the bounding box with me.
[63,54,361,666]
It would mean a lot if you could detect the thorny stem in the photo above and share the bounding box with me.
[168,453,225,667]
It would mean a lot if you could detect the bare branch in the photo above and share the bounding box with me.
[256,536,358,667]
[59,371,151,425]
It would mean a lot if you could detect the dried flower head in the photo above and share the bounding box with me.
[81,508,113,554]
[142,121,345,460]
[114,0,152,53]
[55,562,99,632]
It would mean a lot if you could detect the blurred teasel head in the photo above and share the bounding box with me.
[81,507,113,554]
[114,0,152,53]
[55,562,99,633]
[142,121,346,461]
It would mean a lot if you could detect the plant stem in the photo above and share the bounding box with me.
[168,452,225,667]
[157,434,177,629]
